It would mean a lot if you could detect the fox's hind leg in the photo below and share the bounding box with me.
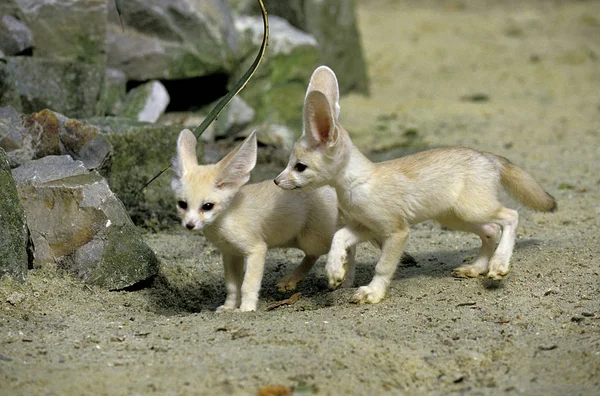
[277,255,319,292]
[452,223,500,278]
[487,207,519,280]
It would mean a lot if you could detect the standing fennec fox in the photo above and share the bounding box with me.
[275,66,557,305]
[172,129,356,312]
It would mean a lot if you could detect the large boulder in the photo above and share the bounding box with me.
[86,117,191,230]
[231,0,369,95]
[0,108,112,171]
[0,105,31,166]
[106,0,238,80]
[0,0,107,117]
[12,155,159,289]
[0,14,34,56]
[0,147,28,281]
[233,15,319,130]
[12,0,107,66]
[98,68,127,116]
[0,57,104,118]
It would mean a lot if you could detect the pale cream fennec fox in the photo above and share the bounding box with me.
[171,129,356,312]
[275,66,557,305]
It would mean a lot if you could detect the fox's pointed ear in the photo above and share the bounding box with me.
[215,130,257,188]
[306,66,340,120]
[174,129,198,176]
[303,90,339,147]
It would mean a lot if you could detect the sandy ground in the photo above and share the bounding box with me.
[1,0,599,394]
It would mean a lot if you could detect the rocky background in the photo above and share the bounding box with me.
[0,0,370,289]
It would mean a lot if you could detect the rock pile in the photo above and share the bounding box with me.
[0,0,369,285]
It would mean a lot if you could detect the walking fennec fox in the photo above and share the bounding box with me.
[274,66,557,305]
[172,129,356,312]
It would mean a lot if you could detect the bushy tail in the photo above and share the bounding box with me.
[496,156,557,212]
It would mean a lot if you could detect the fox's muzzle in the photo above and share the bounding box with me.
[273,172,297,190]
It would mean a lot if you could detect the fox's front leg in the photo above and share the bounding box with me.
[216,254,244,312]
[353,228,408,304]
[239,243,268,312]
[326,225,372,289]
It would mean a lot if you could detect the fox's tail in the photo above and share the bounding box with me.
[495,155,557,212]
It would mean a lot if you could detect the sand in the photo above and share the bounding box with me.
[1,1,599,394]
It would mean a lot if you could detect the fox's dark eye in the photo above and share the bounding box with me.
[202,203,214,211]
[294,163,307,172]
[177,200,187,210]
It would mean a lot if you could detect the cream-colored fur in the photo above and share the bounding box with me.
[172,129,355,312]
[275,66,557,305]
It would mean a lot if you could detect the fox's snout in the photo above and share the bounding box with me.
[274,171,298,190]
[182,219,202,231]
[179,213,205,231]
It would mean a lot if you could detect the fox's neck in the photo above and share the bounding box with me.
[332,131,375,192]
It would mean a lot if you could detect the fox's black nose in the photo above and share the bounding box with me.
[185,223,195,230]
[273,178,279,185]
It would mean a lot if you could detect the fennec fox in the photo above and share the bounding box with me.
[274,66,557,305]
[172,129,356,312]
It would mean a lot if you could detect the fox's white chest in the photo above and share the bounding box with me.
[336,184,377,227]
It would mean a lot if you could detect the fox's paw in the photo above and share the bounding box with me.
[276,275,299,292]
[452,264,487,278]
[238,302,258,312]
[276,278,298,293]
[487,268,510,280]
[326,250,348,289]
[487,260,510,280]
[326,262,346,289]
[351,285,385,305]
[216,304,236,313]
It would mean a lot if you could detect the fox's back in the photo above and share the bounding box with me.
[362,147,503,225]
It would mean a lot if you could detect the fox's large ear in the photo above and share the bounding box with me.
[306,66,340,120]
[303,90,339,147]
[174,129,198,177]
[215,130,257,188]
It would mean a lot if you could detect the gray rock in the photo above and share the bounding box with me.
[233,0,369,95]
[0,147,28,281]
[86,117,191,230]
[0,14,34,56]
[0,62,22,111]
[0,109,112,171]
[0,105,31,167]
[15,0,107,67]
[106,0,238,80]
[0,57,104,118]
[233,15,319,130]
[302,0,369,95]
[120,81,170,123]
[0,1,25,28]
[12,161,159,289]
[6,291,25,305]
[242,123,295,151]
[11,155,88,185]
[212,96,255,139]
[99,68,127,116]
